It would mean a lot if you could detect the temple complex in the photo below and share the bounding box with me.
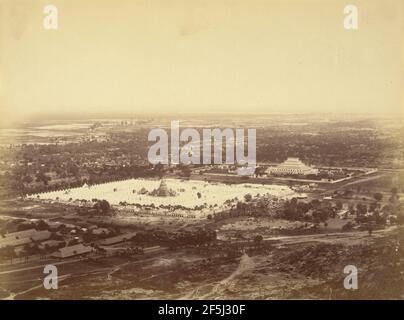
[266,157,319,176]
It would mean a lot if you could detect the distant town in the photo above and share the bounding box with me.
[0,114,403,299]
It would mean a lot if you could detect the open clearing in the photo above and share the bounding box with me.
[28,178,298,211]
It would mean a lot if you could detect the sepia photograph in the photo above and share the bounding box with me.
[0,0,403,306]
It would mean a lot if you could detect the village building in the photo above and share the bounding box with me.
[3,229,36,239]
[31,230,52,242]
[0,229,37,248]
[52,243,93,259]
[92,227,111,236]
[336,209,350,219]
[0,237,32,249]
[38,240,65,250]
[0,229,51,248]
[47,221,62,230]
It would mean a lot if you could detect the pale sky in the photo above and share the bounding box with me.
[0,0,403,121]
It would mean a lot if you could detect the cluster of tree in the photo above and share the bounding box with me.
[212,197,282,221]
[82,228,115,243]
[92,199,111,214]
[133,229,217,247]
[278,198,335,223]
[0,134,161,197]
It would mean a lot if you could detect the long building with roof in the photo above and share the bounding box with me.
[0,229,51,249]
[52,243,93,259]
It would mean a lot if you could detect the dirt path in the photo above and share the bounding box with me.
[335,173,386,189]
[0,257,89,275]
[180,253,254,300]
[263,226,397,244]
[201,253,254,299]
[3,274,72,300]
[107,261,132,280]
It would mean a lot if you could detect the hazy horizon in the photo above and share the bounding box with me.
[1,0,403,124]
[1,110,402,128]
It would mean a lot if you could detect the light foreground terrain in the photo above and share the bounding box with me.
[0,224,402,300]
